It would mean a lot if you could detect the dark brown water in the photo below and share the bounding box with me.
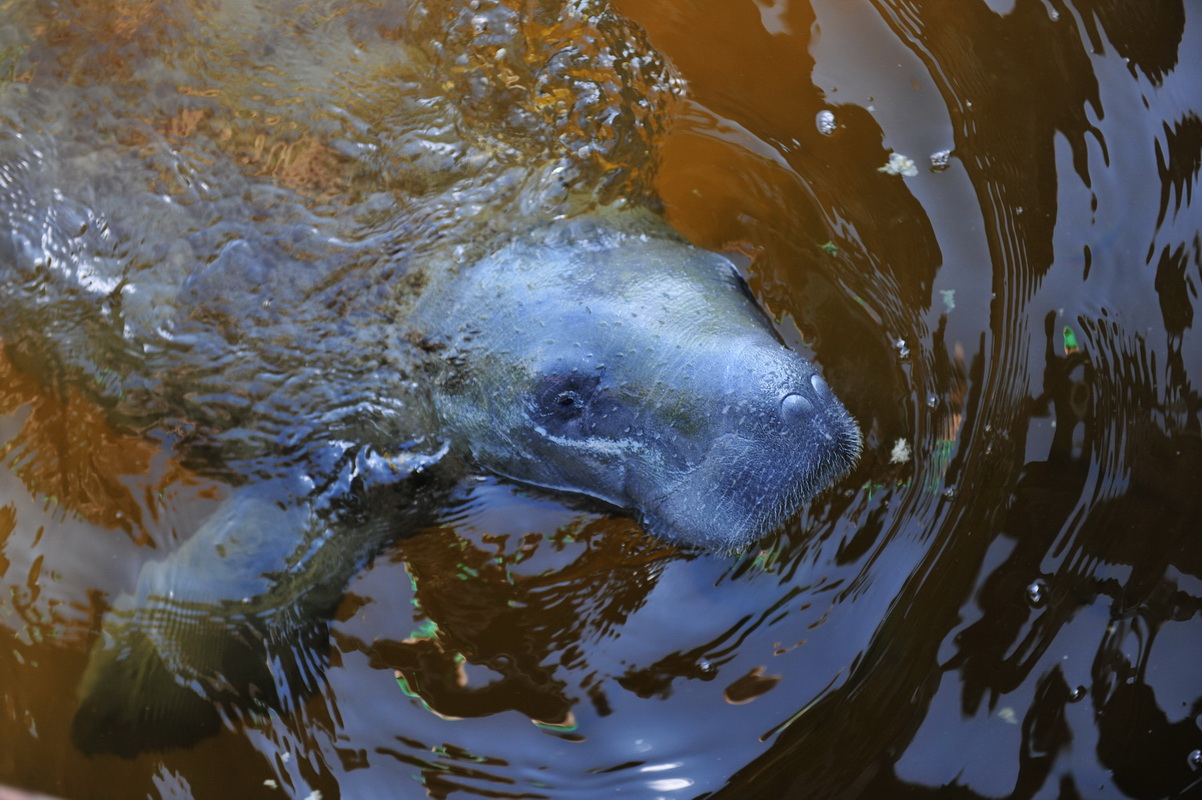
[2,0,1200,798]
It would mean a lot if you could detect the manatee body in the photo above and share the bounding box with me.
[0,0,859,755]
[63,212,860,754]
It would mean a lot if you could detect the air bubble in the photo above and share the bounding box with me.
[926,393,939,409]
[816,110,836,135]
[1068,686,1086,702]
[1026,579,1048,607]
[1188,749,1202,771]
[895,338,910,358]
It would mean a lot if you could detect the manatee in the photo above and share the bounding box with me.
[0,0,859,755]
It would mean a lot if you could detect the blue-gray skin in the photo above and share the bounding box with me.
[412,210,862,551]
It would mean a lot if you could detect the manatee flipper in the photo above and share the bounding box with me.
[72,445,449,756]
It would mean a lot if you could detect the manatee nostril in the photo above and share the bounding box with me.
[781,392,813,423]
[810,374,831,399]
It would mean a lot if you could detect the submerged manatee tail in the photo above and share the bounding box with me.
[72,491,316,756]
[72,446,449,756]
[71,606,313,757]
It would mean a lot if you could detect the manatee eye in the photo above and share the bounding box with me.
[533,373,600,436]
[554,391,583,410]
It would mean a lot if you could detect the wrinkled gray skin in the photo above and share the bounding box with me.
[0,0,859,757]
[413,210,861,551]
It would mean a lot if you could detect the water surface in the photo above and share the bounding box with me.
[2,0,1200,798]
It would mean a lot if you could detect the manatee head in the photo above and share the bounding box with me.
[411,212,861,552]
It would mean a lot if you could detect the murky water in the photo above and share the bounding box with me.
[2,0,1200,798]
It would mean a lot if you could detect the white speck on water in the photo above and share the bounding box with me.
[878,152,919,177]
[890,439,912,464]
[930,149,952,171]
[940,289,956,311]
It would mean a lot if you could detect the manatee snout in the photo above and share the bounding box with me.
[633,340,861,552]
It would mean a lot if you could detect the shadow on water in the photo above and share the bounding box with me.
[1,0,1200,799]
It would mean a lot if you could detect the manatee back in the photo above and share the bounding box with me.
[0,0,680,471]
[0,3,423,465]
[0,116,421,465]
